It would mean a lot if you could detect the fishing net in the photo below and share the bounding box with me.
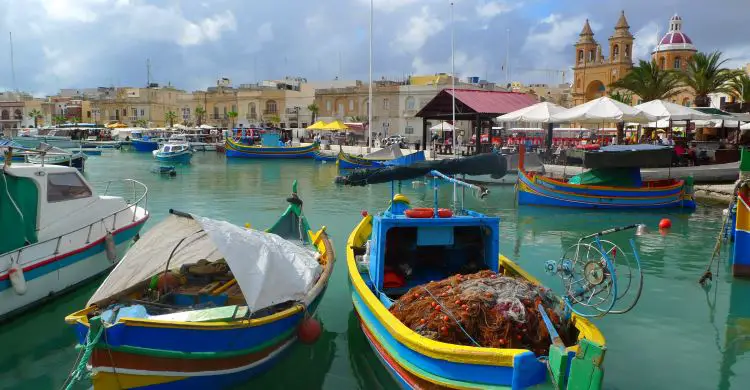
[389,270,572,355]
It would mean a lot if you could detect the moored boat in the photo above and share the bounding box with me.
[25,145,88,172]
[731,148,749,277]
[0,148,149,322]
[225,132,319,159]
[64,182,334,389]
[517,145,696,209]
[131,137,162,152]
[153,142,193,164]
[337,144,406,169]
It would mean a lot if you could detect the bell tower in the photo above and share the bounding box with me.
[574,19,597,68]
[609,11,633,65]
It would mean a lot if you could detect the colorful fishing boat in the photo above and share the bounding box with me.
[153,141,193,164]
[64,182,334,389]
[731,147,749,277]
[314,151,337,162]
[131,136,162,152]
[226,132,319,159]
[337,144,405,169]
[517,145,696,209]
[1,146,148,322]
[340,154,646,389]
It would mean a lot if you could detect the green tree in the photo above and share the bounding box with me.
[195,106,206,126]
[608,91,633,105]
[307,103,319,123]
[682,51,741,107]
[730,73,750,106]
[134,118,149,128]
[53,115,66,125]
[164,110,177,127]
[347,115,367,123]
[609,60,682,102]
[268,114,281,127]
[27,109,43,128]
[227,111,238,129]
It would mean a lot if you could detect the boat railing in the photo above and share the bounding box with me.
[0,179,149,271]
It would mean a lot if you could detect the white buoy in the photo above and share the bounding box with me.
[104,232,117,262]
[8,264,27,295]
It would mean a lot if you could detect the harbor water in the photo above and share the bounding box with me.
[1,150,748,390]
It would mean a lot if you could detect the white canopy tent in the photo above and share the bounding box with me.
[496,101,566,123]
[429,121,456,132]
[199,124,215,129]
[634,100,712,121]
[551,96,657,123]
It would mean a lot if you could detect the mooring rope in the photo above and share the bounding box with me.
[61,326,104,390]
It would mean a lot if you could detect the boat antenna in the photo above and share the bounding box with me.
[368,0,373,152]
[9,32,17,93]
[450,1,457,209]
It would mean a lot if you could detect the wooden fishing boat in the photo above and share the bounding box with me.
[337,156,643,389]
[225,137,319,159]
[733,184,749,277]
[64,182,334,389]
[337,144,406,169]
[517,145,696,209]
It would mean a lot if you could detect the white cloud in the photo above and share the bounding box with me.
[476,1,518,19]
[360,0,424,12]
[38,0,109,23]
[524,14,599,54]
[393,6,445,53]
[632,21,660,61]
[412,51,487,80]
[179,10,237,46]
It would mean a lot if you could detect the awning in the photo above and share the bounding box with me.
[496,101,566,123]
[322,120,349,131]
[306,120,328,130]
[634,100,711,121]
[552,96,656,123]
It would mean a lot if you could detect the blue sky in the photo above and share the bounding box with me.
[0,0,748,96]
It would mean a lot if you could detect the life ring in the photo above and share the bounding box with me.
[404,208,453,218]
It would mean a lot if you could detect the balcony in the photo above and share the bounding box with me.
[246,113,257,120]
[210,114,224,120]
[285,108,300,115]
[263,110,278,116]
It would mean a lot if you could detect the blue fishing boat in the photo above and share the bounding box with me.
[340,153,646,389]
[153,142,193,164]
[517,145,696,209]
[65,182,334,389]
[0,139,27,161]
[226,132,319,159]
[131,136,162,152]
[313,152,337,162]
[337,144,409,169]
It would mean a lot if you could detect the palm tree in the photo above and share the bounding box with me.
[682,51,741,107]
[227,111,238,129]
[195,106,206,126]
[730,73,750,106]
[609,60,682,102]
[608,91,633,105]
[307,103,319,123]
[27,109,43,128]
[164,111,177,127]
[268,114,281,128]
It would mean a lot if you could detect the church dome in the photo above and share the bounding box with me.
[653,14,696,53]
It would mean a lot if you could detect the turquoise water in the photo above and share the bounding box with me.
[1,150,748,390]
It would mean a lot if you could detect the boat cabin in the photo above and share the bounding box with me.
[365,196,500,305]
[159,143,190,154]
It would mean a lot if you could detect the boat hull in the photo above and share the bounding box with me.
[337,152,385,169]
[517,169,696,209]
[0,218,146,322]
[225,139,319,159]
[131,139,160,152]
[26,153,87,171]
[733,191,750,277]
[314,152,337,162]
[346,216,606,390]
[154,151,192,164]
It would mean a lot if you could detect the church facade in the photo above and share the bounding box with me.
[572,12,698,106]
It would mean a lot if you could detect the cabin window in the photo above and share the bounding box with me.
[47,173,92,203]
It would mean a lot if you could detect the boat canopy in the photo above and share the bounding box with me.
[569,167,643,187]
[364,143,403,160]
[87,214,322,313]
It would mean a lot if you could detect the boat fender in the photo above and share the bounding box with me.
[404,208,453,218]
[298,316,322,344]
[104,232,117,263]
[8,263,27,295]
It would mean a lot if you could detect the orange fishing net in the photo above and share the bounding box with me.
[389,270,570,356]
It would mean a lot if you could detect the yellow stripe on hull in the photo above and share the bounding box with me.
[92,371,186,389]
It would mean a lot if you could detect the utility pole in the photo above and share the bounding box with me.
[368,0,373,151]
[9,32,17,93]
[146,58,151,87]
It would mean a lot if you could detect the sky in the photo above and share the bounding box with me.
[1,0,749,96]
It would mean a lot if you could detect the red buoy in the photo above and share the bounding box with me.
[298,317,322,344]
[658,218,672,229]
[361,210,368,217]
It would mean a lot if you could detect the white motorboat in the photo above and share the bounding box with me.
[0,151,149,321]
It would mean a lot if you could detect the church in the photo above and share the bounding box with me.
[571,12,698,106]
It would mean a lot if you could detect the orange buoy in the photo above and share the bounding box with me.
[361,210,368,217]
[405,208,453,218]
[298,317,322,344]
[658,218,672,229]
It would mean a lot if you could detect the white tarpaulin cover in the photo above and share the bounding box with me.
[552,96,657,123]
[88,214,322,313]
[194,215,321,313]
[496,101,566,123]
[634,100,712,121]
[430,121,456,132]
[364,143,403,160]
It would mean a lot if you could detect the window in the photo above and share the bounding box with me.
[337,103,344,115]
[659,57,666,69]
[674,57,681,69]
[405,126,414,134]
[266,100,277,113]
[123,109,127,117]
[249,103,257,115]
[47,173,92,202]
[213,106,219,119]
[383,98,389,110]
[223,106,227,116]
[720,96,726,105]
[348,99,354,111]
[1,110,9,120]
[588,50,595,62]
[326,100,332,112]
[625,44,631,58]
[612,44,619,60]
[182,107,190,120]
[578,50,584,63]
[87,111,91,118]
[140,109,145,117]
[406,96,415,110]
[232,104,237,113]
[131,107,137,117]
